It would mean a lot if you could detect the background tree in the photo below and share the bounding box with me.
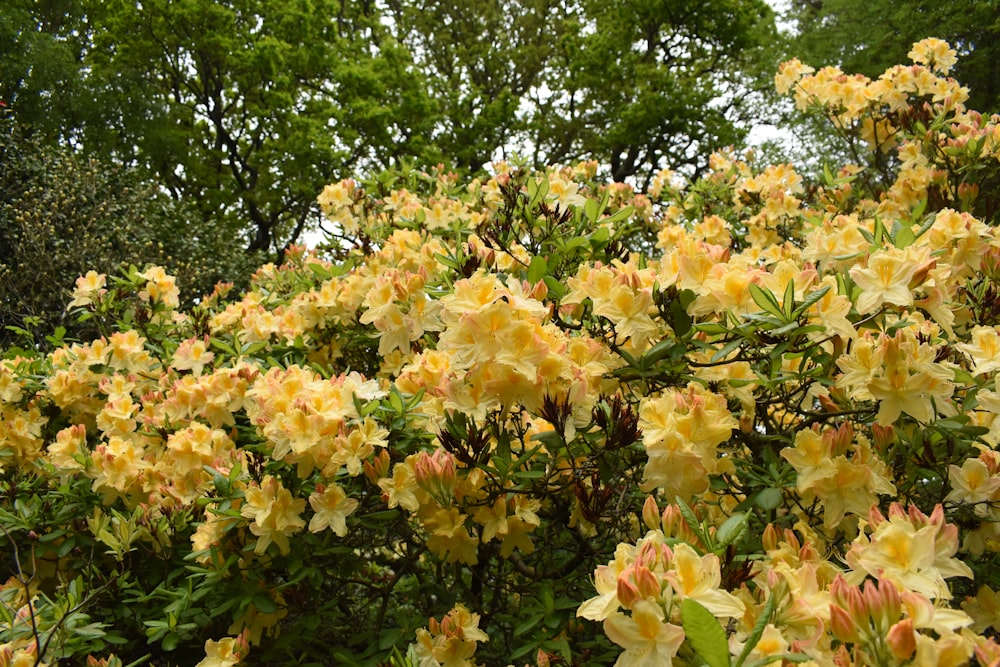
[0,0,92,145]
[536,0,780,184]
[784,0,1000,114]
[2,0,782,278]
[82,0,438,258]
[384,0,566,174]
[385,0,782,182]
[0,114,255,348]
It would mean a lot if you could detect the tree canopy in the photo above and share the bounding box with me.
[1,0,780,261]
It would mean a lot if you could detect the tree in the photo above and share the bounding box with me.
[387,0,782,182]
[384,0,566,173]
[1,0,439,261]
[0,0,93,144]
[545,0,781,184]
[84,0,441,258]
[785,0,1000,114]
[0,114,256,348]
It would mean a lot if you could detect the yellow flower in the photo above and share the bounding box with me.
[171,337,215,376]
[846,504,972,600]
[308,483,358,536]
[956,326,1000,376]
[240,476,306,555]
[908,38,958,74]
[195,635,249,667]
[603,600,685,667]
[422,506,478,565]
[664,543,745,618]
[67,270,107,309]
[413,604,488,667]
[849,247,926,314]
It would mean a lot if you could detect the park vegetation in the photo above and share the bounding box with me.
[3,37,1000,666]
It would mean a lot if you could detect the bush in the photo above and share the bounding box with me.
[0,114,260,349]
[3,39,1000,665]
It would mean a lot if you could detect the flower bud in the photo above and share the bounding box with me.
[617,572,641,609]
[633,565,661,600]
[885,619,916,661]
[871,423,895,453]
[761,524,780,552]
[829,603,862,644]
[363,449,391,486]
[642,495,661,531]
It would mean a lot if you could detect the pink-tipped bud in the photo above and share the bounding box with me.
[879,578,902,625]
[863,580,896,632]
[661,505,681,537]
[886,619,916,661]
[868,504,888,528]
[958,182,979,211]
[363,449,391,485]
[642,495,661,531]
[829,575,852,608]
[829,603,862,644]
[761,524,780,552]
[413,449,457,505]
[846,585,868,626]
[828,421,854,457]
[617,572,641,609]
[634,565,661,600]
[871,423,895,452]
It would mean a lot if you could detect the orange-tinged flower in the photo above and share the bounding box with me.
[603,600,685,667]
[849,246,928,314]
[664,543,745,618]
[956,326,1000,376]
[195,634,249,667]
[170,337,215,376]
[240,476,306,555]
[413,604,488,667]
[846,504,972,600]
[308,483,358,536]
[67,270,107,309]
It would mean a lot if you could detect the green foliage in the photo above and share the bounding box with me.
[0,115,258,348]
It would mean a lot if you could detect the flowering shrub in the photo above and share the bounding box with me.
[4,38,1000,666]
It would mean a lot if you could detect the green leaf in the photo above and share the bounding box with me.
[543,275,566,300]
[749,284,783,320]
[755,488,782,511]
[670,298,693,337]
[782,279,795,320]
[528,255,548,284]
[736,588,780,667]
[602,204,634,225]
[514,614,544,636]
[589,225,611,247]
[716,513,747,549]
[251,592,278,614]
[681,599,732,667]
[674,496,709,546]
[893,225,915,249]
[791,286,831,318]
[162,631,179,652]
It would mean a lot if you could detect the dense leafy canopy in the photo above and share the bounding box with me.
[1,0,779,258]
[0,114,257,348]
